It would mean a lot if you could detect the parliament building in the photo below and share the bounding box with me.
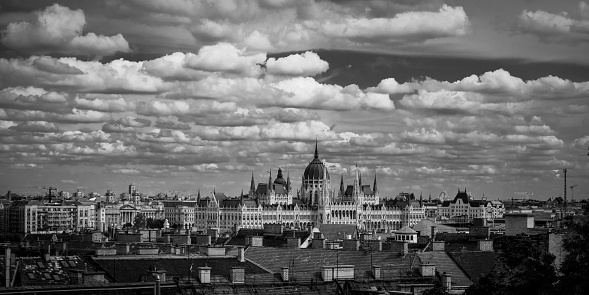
[195,143,425,233]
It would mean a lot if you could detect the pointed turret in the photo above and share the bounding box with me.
[359,169,362,188]
[353,164,360,199]
[339,174,345,195]
[286,171,291,192]
[249,172,255,193]
[268,169,272,192]
[373,172,378,194]
[314,138,319,159]
[197,189,201,202]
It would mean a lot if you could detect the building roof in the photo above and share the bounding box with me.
[302,141,329,181]
[448,251,498,283]
[245,247,414,283]
[452,189,470,204]
[18,255,109,286]
[395,226,417,234]
[91,256,268,283]
[318,224,357,240]
[417,251,473,287]
[255,183,268,195]
[412,219,457,236]
[361,185,373,195]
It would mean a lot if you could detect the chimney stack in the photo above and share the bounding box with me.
[281,267,289,282]
[442,273,452,290]
[237,246,245,262]
[197,266,211,284]
[372,265,381,280]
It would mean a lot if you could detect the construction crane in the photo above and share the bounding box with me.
[570,185,578,202]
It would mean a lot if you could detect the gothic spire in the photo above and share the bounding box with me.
[250,171,255,193]
[197,189,201,202]
[314,137,319,159]
[340,174,345,195]
[286,171,291,192]
[373,172,378,194]
[268,169,272,192]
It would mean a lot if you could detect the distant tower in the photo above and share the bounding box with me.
[373,172,378,194]
[249,172,255,195]
[129,184,136,195]
[340,174,345,196]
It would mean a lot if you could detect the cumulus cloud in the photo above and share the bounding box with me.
[517,7,589,43]
[115,116,151,128]
[154,119,192,130]
[1,4,131,56]
[0,56,169,94]
[316,5,470,42]
[271,77,395,110]
[260,120,339,141]
[9,121,60,133]
[75,95,135,112]
[0,87,70,113]
[266,51,329,76]
[185,43,266,77]
[102,123,136,133]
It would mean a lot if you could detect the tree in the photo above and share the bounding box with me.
[465,235,557,295]
[146,218,165,229]
[422,285,449,295]
[556,207,589,294]
[133,213,146,228]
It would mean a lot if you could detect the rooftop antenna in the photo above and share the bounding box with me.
[570,185,578,202]
[563,169,567,213]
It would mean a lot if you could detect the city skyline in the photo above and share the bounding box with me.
[1,0,588,200]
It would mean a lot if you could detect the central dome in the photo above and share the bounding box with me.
[303,141,329,180]
[274,167,287,186]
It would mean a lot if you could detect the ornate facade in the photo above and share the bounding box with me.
[195,142,425,233]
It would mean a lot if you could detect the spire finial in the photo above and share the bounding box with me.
[314,137,319,159]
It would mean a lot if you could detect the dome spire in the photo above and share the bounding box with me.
[314,137,319,159]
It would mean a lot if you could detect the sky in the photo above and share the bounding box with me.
[0,0,588,200]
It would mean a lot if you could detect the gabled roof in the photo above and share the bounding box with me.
[453,190,470,204]
[214,192,227,203]
[448,251,498,283]
[91,256,268,283]
[119,204,137,210]
[344,185,354,196]
[361,184,373,195]
[255,183,268,195]
[274,184,286,194]
[412,219,457,236]
[418,251,472,286]
[395,226,417,234]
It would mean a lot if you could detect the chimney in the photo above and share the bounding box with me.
[432,241,445,252]
[441,273,451,290]
[237,247,245,262]
[372,265,381,280]
[198,266,211,284]
[287,237,301,249]
[431,226,438,241]
[230,267,245,284]
[420,263,435,277]
[281,267,289,282]
[44,245,51,261]
[4,248,10,288]
[477,240,493,252]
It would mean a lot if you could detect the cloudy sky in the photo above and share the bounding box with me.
[0,0,588,200]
